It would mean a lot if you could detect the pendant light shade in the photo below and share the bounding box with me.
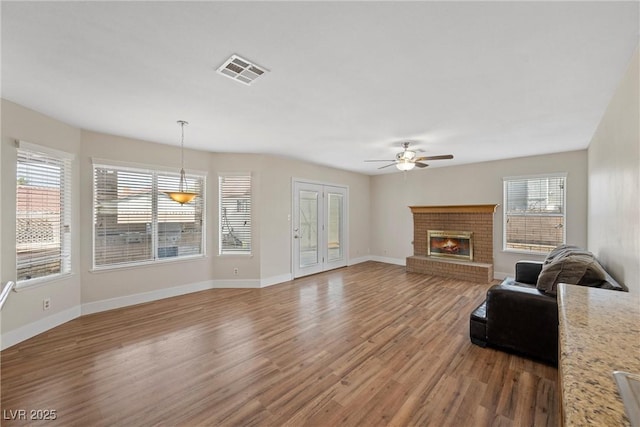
[165,120,197,204]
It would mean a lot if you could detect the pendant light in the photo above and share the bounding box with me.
[165,120,197,204]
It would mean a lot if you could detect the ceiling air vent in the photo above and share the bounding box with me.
[217,54,268,86]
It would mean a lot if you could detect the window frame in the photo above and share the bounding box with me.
[218,172,252,256]
[16,141,74,289]
[92,159,206,271]
[502,173,567,255]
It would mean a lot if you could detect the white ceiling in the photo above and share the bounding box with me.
[2,1,638,175]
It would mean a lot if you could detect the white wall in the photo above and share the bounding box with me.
[0,101,3,349]
[207,152,371,284]
[1,100,83,341]
[79,130,219,306]
[80,132,370,303]
[588,47,639,294]
[5,43,636,344]
[370,150,588,277]
[256,155,371,281]
[1,103,371,347]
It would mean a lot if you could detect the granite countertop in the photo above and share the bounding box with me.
[558,283,640,426]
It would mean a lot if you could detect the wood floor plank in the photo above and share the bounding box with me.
[1,262,557,426]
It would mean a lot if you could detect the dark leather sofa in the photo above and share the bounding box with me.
[469,245,627,365]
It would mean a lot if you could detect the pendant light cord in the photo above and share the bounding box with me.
[181,121,185,170]
[178,120,189,192]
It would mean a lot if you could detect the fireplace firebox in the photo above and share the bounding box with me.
[427,230,473,261]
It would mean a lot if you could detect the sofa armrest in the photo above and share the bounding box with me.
[515,261,543,284]
[485,282,558,364]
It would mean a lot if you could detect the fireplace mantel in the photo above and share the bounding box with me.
[409,204,498,214]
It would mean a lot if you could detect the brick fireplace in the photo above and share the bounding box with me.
[406,204,498,283]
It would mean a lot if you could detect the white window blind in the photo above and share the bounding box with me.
[503,174,566,253]
[17,145,72,283]
[219,174,251,254]
[93,163,205,268]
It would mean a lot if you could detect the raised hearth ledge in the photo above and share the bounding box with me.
[408,255,492,268]
[409,204,498,214]
[406,255,494,284]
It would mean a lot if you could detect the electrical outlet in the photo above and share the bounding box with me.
[233,267,239,275]
[43,298,51,311]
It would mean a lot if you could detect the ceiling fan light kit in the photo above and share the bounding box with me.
[397,147,416,160]
[396,159,415,171]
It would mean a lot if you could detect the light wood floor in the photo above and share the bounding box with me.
[1,262,557,426]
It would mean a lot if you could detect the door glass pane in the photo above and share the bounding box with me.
[327,193,343,262]
[299,190,318,268]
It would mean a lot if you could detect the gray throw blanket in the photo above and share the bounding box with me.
[536,245,624,295]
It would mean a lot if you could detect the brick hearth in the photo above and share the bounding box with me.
[406,204,498,284]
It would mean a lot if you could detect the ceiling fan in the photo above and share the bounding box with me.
[365,142,454,171]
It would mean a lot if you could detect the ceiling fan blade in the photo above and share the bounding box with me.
[377,163,397,169]
[414,162,429,168]
[414,154,454,161]
[365,159,395,162]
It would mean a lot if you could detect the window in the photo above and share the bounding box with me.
[219,174,251,254]
[503,174,566,254]
[93,162,205,269]
[16,142,73,284]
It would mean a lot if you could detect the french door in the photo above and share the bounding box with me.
[293,180,348,278]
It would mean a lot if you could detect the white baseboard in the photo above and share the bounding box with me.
[348,256,372,265]
[260,273,292,288]
[81,280,222,315]
[369,255,407,266]
[210,279,262,289]
[1,306,81,350]
[82,278,274,315]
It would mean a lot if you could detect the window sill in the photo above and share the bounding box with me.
[502,248,550,257]
[15,272,74,292]
[90,253,205,273]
